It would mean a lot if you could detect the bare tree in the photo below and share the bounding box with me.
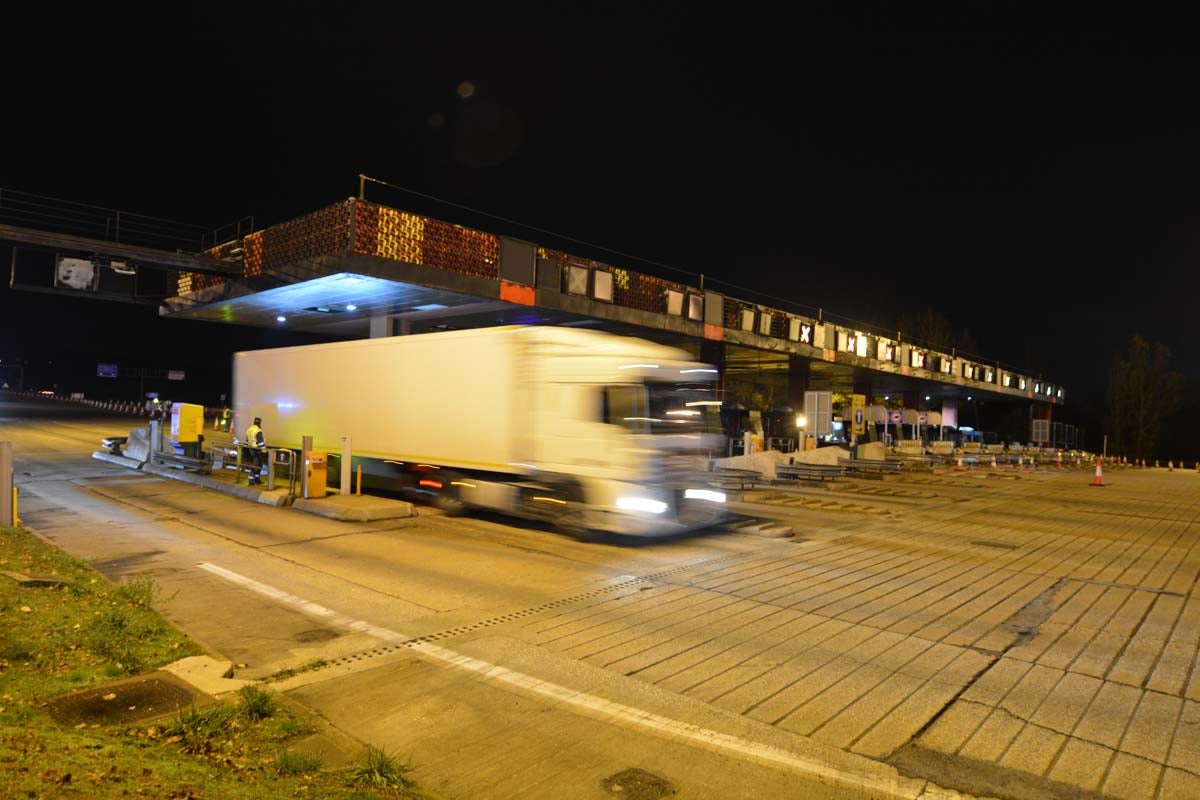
[1104,335,1184,460]
[897,308,980,356]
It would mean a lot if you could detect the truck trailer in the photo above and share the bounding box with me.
[231,325,731,537]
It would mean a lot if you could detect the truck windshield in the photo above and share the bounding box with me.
[603,382,722,435]
[646,382,723,435]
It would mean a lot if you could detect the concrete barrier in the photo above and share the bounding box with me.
[122,425,152,463]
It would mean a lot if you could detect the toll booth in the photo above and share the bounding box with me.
[763,406,799,452]
[305,450,327,499]
[169,403,205,458]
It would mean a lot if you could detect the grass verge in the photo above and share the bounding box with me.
[1,524,432,799]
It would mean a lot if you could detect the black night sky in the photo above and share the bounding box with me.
[2,11,1198,438]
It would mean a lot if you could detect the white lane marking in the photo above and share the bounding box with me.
[197,562,932,799]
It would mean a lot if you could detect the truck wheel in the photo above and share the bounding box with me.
[554,505,593,541]
[552,480,594,541]
[432,472,467,516]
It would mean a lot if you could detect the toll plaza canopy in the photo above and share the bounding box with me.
[0,187,1064,413]
[154,196,1064,410]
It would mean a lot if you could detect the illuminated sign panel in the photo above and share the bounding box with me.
[963,363,976,379]
[984,368,995,383]
[878,340,895,362]
[788,318,810,342]
[910,350,926,369]
[939,356,952,374]
[835,331,869,357]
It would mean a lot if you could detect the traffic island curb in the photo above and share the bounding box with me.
[160,655,256,697]
[291,494,416,522]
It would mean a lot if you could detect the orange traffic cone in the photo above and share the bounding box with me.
[991,455,998,469]
[956,455,965,471]
[1091,458,1105,487]
[1155,459,1160,468]
[1169,460,1174,472]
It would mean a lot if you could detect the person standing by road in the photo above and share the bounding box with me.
[243,417,267,484]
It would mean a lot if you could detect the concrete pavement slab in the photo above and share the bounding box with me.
[1100,752,1162,800]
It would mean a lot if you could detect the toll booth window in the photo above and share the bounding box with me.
[603,385,647,432]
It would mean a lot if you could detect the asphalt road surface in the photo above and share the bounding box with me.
[4,394,1198,800]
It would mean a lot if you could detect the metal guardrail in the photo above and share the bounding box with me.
[0,187,208,251]
[266,448,296,494]
[776,462,844,481]
[212,445,294,494]
[209,445,240,474]
[0,186,252,254]
[710,467,761,493]
[838,457,903,475]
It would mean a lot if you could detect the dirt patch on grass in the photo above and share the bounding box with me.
[43,672,207,726]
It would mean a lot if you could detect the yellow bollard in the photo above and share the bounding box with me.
[11,486,18,527]
[356,463,363,496]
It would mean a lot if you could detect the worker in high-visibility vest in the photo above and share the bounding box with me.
[243,417,267,485]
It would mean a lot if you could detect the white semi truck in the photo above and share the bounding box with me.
[232,325,731,537]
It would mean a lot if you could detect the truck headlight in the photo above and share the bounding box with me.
[616,496,668,514]
[684,489,726,503]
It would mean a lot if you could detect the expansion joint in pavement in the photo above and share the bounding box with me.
[887,651,1000,761]
[887,578,1068,763]
[270,551,755,676]
[1070,576,1186,597]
